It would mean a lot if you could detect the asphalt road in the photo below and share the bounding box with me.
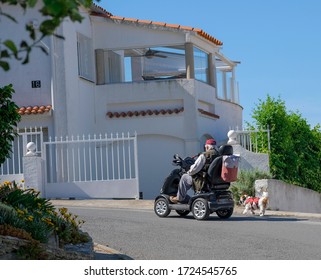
[68,206,321,260]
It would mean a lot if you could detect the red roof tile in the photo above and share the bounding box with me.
[17,105,52,115]
[107,107,184,118]
[90,4,113,17]
[91,4,223,46]
[198,109,220,119]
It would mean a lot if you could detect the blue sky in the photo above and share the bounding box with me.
[99,0,321,128]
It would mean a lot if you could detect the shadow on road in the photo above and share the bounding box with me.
[221,215,307,222]
[94,252,133,260]
[164,214,307,223]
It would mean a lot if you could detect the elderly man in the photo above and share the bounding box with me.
[170,138,219,203]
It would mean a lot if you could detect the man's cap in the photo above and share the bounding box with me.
[205,138,216,145]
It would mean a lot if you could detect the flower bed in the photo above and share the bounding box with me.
[0,181,93,259]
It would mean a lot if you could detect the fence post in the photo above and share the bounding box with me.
[23,142,45,197]
[134,132,140,199]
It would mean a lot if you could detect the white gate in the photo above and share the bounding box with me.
[43,132,139,199]
[0,127,44,184]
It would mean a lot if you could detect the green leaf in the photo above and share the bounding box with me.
[26,23,36,40]
[3,40,18,54]
[53,33,65,40]
[0,61,10,71]
[39,19,60,35]
[22,53,30,64]
[36,45,49,55]
[20,40,29,49]
[27,0,38,8]
[0,12,18,23]
[1,50,10,58]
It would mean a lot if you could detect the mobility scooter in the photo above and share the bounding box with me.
[154,145,238,220]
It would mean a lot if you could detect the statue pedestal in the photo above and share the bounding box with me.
[23,142,45,197]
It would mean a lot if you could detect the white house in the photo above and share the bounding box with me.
[0,3,242,199]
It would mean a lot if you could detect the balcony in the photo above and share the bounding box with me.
[97,78,213,113]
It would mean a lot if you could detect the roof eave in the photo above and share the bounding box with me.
[90,4,223,46]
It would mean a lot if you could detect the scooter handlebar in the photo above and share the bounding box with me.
[172,154,194,171]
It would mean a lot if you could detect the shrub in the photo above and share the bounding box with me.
[0,224,34,241]
[51,207,88,246]
[0,84,21,166]
[1,182,55,242]
[249,95,321,193]
[0,202,21,225]
[1,183,54,212]
[0,181,88,246]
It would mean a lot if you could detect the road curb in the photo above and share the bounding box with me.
[94,243,133,260]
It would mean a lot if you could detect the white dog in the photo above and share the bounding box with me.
[240,191,269,216]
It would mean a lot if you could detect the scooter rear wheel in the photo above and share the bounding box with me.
[154,198,171,217]
[216,208,233,219]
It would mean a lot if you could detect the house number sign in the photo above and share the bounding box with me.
[31,80,41,88]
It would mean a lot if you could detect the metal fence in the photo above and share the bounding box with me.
[43,132,138,184]
[234,127,270,153]
[0,127,44,177]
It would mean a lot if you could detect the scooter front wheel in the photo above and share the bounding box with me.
[154,198,171,217]
[191,198,210,220]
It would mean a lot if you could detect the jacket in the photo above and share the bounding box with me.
[189,148,219,192]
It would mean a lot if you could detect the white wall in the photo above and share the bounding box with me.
[0,4,52,107]
[92,18,187,50]
[195,81,243,143]
[137,134,185,198]
[59,12,97,137]
[232,144,270,173]
[93,79,242,198]
[214,99,243,141]
[94,80,242,144]
[256,179,321,214]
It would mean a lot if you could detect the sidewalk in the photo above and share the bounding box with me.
[51,199,321,260]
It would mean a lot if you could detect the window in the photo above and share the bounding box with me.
[105,50,123,83]
[77,33,94,81]
[101,46,186,83]
[193,47,209,83]
[216,69,224,99]
[216,60,239,104]
[140,47,186,80]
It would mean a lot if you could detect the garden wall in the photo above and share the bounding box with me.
[232,144,270,173]
[255,179,321,214]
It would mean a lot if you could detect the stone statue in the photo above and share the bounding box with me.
[26,142,37,156]
[227,130,238,145]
